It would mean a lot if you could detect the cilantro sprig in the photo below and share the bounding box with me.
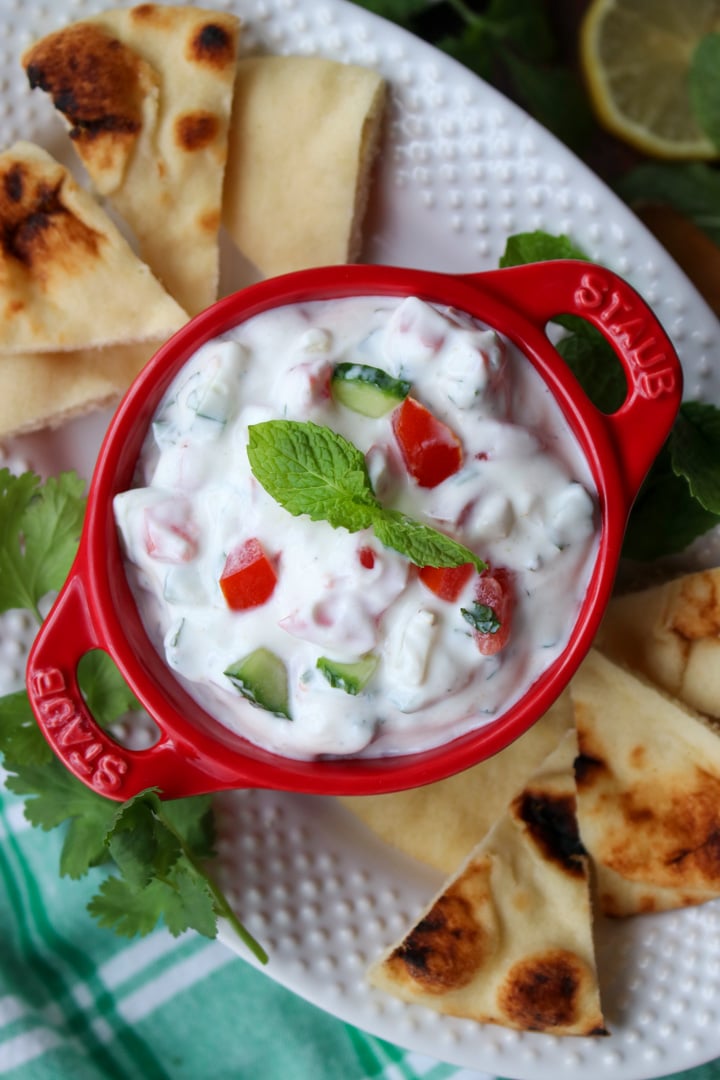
[247,419,486,571]
[0,468,265,961]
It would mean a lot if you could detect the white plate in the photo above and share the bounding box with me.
[2,1,720,1078]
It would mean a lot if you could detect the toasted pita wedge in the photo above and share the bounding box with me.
[368,730,607,1036]
[0,341,166,439]
[595,568,720,720]
[0,142,187,353]
[23,5,241,315]
[341,691,573,874]
[223,55,386,277]
[571,649,720,917]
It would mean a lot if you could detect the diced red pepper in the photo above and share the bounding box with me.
[391,397,463,488]
[220,539,277,610]
[358,545,376,569]
[471,568,514,656]
[419,562,474,601]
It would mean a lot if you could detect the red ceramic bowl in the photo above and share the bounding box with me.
[26,260,682,801]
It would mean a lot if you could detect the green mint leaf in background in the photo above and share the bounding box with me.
[499,230,588,267]
[374,510,485,571]
[689,33,720,150]
[247,420,377,531]
[617,162,720,246]
[555,331,627,414]
[622,442,720,561]
[349,0,427,23]
[669,401,720,513]
[0,469,86,619]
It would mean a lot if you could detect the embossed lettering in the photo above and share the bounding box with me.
[608,315,645,350]
[574,273,606,309]
[640,368,679,399]
[94,754,129,792]
[40,696,75,728]
[29,664,130,795]
[30,667,67,699]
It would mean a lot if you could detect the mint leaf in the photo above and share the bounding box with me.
[670,401,720,513]
[499,231,588,268]
[617,163,720,246]
[248,420,485,570]
[374,511,484,571]
[0,469,86,618]
[556,331,627,414]
[461,602,501,634]
[689,33,720,149]
[622,442,720,560]
[501,53,594,153]
[247,420,377,530]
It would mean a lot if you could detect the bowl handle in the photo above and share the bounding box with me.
[463,260,683,499]
[25,571,233,801]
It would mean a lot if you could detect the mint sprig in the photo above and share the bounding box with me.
[247,420,485,571]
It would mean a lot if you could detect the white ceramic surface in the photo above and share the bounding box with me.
[2,1,720,1077]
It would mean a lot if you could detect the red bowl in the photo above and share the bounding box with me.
[26,260,682,801]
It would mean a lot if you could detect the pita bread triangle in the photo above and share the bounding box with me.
[595,568,720,722]
[368,729,608,1036]
[570,648,720,917]
[222,55,386,277]
[23,5,241,316]
[341,690,574,875]
[0,142,187,353]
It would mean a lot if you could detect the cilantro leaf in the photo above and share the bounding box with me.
[61,816,113,880]
[248,420,486,571]
[106,791,182,889]
[0,689,53,768]
[689,33,720,150]
[88,867,218,940]
[77,650,142,728]
[0,469,86,618]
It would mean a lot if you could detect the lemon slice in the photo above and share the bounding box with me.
[581,0,720,159]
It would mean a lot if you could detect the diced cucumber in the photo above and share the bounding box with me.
[224,648,291,719]
[317,653,378,695]
[331,363,410,418]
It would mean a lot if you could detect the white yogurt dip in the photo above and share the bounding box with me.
[114,295,599,760]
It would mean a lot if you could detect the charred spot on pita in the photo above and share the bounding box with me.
[190,22,235,67]
[498,950,598,1032]
[574,750,606,786]
[516,790,587,877]
[175,111,220,152]
[23,25,144,142]
[0,167,100,272]
[389,894,485,992]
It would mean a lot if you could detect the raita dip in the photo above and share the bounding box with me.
[114,295,599,759]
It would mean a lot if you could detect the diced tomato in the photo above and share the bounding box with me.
[220,539,278,610]
[358,545,376,569]
[471,568,514,656]
[419,562,474,601]
[391,397,463,488]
